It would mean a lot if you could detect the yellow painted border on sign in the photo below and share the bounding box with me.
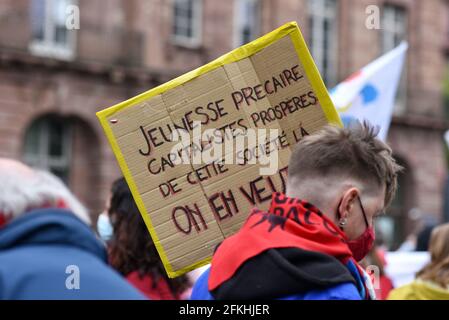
[96,21,342,278]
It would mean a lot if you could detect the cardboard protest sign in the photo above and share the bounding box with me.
[96,21,342,278]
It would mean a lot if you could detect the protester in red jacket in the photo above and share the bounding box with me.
[106,178,191,300]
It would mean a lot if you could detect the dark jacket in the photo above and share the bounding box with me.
[0,208,145,299]
[191,248,361,300]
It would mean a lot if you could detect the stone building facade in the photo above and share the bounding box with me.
[0,0,447,248]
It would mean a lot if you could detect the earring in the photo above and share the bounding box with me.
[339,218,347,227]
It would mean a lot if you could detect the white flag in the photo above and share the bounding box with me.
[330,42,408,140]
[444,130,449,149]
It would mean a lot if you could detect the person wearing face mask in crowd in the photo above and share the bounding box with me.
[96,191,114,243]
[97,211,113,243]
[105,178,192,300]
[191,122,401,300]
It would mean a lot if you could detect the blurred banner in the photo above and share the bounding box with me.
[330,42,408,141]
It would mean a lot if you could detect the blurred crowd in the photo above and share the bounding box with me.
[0,124,448,300]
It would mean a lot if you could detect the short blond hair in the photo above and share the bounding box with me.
[417,223,449,288]
[288,121,401,207]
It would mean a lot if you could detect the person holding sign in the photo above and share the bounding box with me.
[107,178,191,299]
[191,122,401,300]
[96,21,349,278]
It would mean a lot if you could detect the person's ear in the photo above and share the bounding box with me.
[339,188,359,220]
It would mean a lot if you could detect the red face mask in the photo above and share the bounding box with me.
[346,225,375,261]
[340,196,376,261]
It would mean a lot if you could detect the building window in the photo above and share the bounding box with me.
[23,116,72,183]
[307,0,338,87]
[172,0,202,47]
[382,4,407,114]
[234,0,261,47]
[382,5,406,53]
[30,0,77,60]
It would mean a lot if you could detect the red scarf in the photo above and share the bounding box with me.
[209,192,369,297]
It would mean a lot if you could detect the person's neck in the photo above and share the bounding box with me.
[284,191,337,225]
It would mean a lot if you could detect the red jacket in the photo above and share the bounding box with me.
[377,275,394,300]
[126,271,180,300]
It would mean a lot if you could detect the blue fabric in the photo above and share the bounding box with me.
[190,268,361,300]
[345,259,366,299]
[190,268,214,300]
[0,209,145,300]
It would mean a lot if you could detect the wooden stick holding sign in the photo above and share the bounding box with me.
[96,21,342,278]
